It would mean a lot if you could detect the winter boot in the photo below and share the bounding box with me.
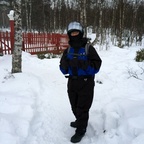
[70,128,86,143]
[70,121,77,128]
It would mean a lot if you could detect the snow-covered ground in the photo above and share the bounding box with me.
[0,37,144,144]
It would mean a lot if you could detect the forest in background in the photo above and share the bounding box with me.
[0,0,144,47]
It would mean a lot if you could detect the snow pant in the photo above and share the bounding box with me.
[67,76,95,133]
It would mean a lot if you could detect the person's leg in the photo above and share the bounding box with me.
[71,78,95,143]
[67,78,78,118]
[76,77,95,131]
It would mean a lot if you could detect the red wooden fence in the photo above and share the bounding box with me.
[0,32,69,55]
[0,32,12,55]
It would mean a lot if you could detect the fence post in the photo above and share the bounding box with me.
[56,34,60,54]
[7,10,14,54]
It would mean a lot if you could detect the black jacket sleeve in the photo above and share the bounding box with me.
[59,48,69,74]
[87,45,102,72]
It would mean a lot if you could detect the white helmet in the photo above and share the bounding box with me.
[67,21,83,34]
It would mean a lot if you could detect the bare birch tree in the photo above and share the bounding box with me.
[111,0,117,45]
[79,0,87,37]
[130,0,141,46]
[52,0,57,32]
[118,0,124,48]
[92,0,104,48]
[11,0,22,73]
[24,0,28,31]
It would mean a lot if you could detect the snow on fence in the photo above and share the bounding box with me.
[0,32,69,55]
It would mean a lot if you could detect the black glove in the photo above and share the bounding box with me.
[78,60,89,70]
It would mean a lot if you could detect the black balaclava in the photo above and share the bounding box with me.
[67,22,87,49]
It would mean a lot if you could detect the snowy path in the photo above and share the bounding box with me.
[22,58,74,144]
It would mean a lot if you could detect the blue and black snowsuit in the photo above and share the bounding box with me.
[59,37,102,134]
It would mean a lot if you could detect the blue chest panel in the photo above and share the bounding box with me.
[67,47,88,60]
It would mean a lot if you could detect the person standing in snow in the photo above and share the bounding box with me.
[59,21,102,143]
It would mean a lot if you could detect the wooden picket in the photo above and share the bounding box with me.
[0,32,69,55]
[0,32,12,55]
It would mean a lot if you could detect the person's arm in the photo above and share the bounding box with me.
[59,49,69,75]
[78,45,102,75]
[88,45,102,73]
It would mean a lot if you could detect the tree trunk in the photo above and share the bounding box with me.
[118,0,125,48]
[130,2,139,46]
[83,0,87,37]
[42,0,46,32]
[11,0,22,73]
[24,0,29,31]
[79,0,87,37]
[111,1,117,45]
[92,0,103,48]
[29,0,32,32]
[53,0,56,32]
